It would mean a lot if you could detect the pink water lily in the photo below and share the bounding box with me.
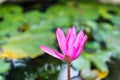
[40,26,87,62]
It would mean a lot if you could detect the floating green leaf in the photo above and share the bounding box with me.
[111,16,120,25]
[0,75,4,80]
[93,23,113,41]
[1,31,55,59]
[106,33,120,57]
[23,11,44,25]
[86,41,100,50]
[72,50,113,72]
[46,5,78,27]
[72,53,91,71]
[0,59,10,73]
[91,57,108,72]
[78,3,99,20]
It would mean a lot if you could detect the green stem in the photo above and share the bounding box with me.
[68,62,71,80]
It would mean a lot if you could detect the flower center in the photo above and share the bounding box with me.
[64,55,72,62]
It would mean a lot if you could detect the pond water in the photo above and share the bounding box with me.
[5,54,63,80]
[105,58,120,80]
[5,54,120,80]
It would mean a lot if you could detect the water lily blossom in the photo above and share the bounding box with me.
[40,26,87,62]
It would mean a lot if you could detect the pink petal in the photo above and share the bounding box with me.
[66,28,71,41]
[71,26,76,37]
[54,49,64,60]
[40,46,63,60]
[72,47,83,60]
[66,26,76,41]
[80,35,87,47]
[56,28,67,55]
[67,46,75,57]
[73,35,87,60]
[66,26,76,55]
[73,30,84,49]
[67,27,76,48]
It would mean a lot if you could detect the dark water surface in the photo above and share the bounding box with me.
[6,54,63,80]
[5,54,120,80]
[105,58,120,80]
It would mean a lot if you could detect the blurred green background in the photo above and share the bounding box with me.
[0,0,120,80]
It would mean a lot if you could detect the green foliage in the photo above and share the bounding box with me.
[78,3,99,20]
[0,75,4,80]
[0,1,120,78]
[0,59,10,73]
[46,5,77,27]
[0,5,55,59]
[23,11,45,25]
[2,31,55,59]
[106,33,120,57]
[72,53,91,71]
[72,51,113,72]
[85,41,100,50]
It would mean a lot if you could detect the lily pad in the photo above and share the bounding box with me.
[72,50,112,72]
[106,33,120,57]
[85,41,100,51]
[0,75,3,80]
[46,5,78,27]
[23,11,44,25]
[72,53,91,71]
[91,57,108,72]
[78,3,99,20]
[1,31,55,59]
[0,59,10,73]
[91,51,113,72]
[93,23,113,41]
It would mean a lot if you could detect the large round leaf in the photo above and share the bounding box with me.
[1,32,55,59]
